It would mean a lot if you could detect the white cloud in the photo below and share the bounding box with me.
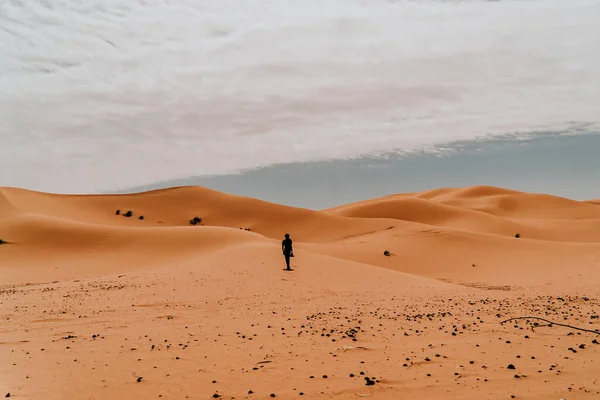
[1,0,599,192]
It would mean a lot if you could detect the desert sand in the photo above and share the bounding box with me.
[1,185,599,400]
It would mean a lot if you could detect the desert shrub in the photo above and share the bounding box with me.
[383,250,391,257]
[139,215,144,220]
[0,239,6,245]
[115,209,121,215]
[515,233,520,238]
[190,216,202,226]
[124,210,133,218]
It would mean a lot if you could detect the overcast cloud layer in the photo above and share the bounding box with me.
[1,0,599,193]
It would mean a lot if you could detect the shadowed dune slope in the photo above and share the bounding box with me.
[0,190,20,219]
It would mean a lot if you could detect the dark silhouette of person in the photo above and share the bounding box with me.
[282,233,293,270]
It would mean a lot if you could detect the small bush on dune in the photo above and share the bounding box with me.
[515,233,521,238]
[190,216,202,226]
[124,210,133,218]
[139,215,144,220]
[115,209,121,215]
[383,250,391,257]
[0,239,7,245]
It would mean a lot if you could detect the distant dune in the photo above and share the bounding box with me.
[2,185,600,286]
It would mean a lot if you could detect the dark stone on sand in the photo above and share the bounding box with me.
[270,394,276,398]
[507,364,516,370]
[5,394,10,398]
[248,390,253,394]
[137,377,143,382]
[212,394,220,399]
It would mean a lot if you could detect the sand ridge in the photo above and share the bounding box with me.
[1,185,599,399]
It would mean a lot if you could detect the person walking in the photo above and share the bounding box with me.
[282,233,294,270]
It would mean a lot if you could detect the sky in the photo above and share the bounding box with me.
[1,0,599,193]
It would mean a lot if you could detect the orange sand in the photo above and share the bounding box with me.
[1,185,599,399]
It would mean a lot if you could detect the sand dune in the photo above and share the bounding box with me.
[1,185,599,399]
[3,184,600,287]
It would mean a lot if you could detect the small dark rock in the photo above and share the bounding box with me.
[507,364,516,370]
